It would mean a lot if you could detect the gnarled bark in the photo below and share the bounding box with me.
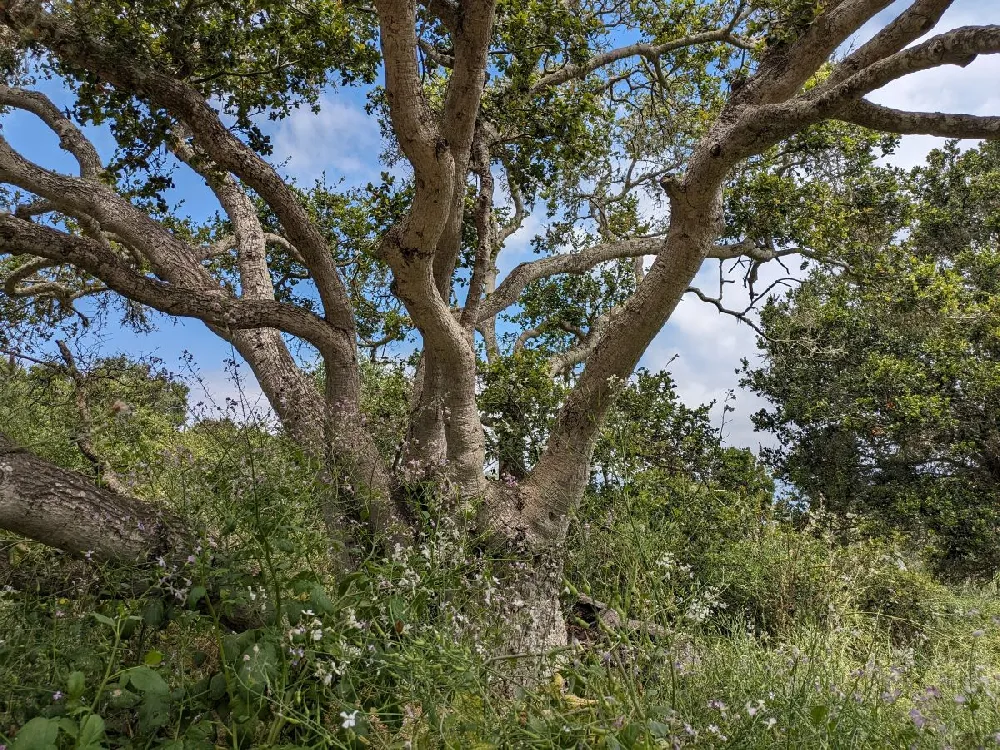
[0,432,194,564]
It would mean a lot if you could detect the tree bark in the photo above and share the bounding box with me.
[0,432,194,564]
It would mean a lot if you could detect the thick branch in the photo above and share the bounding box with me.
[0,432,193,564]
[737,0,895,105]
[835,99,1000,139]
[826,0,955,88]
[0,215,347,355]
[824,25,1000,103]
[480,237,664,321]
[0,84,102,178]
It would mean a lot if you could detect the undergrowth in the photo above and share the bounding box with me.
[2,421,1000,748]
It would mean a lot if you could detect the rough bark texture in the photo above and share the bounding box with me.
[0,433,193,564]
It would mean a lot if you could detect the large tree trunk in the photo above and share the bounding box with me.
[0,432,193,564]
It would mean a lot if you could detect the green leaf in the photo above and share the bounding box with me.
[188,585,208,607]
[12,717,60,750]
[127,666,169,695]
[67,670,86,698]
[138,692,171,734]
[108,688,141,710]
[78,714,106,749]
[809,704,829,725]
[309,585,335,615]
[143,650,164,667]
[647,719,671,738]
[92,613,115,628]
[337,571,364,596]
[142,598,165,627]
[209,672,228,702]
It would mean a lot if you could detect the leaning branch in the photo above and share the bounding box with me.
[0,431,193,564]
[0,215,347,355]
[835,99,1000,139]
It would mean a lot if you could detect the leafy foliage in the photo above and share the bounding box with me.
[746,141,1000,576]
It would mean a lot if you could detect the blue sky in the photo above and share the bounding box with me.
[3,0,997,447]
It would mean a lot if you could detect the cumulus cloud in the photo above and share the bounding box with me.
[270,95,383,185]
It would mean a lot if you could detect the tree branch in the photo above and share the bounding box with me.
[480,237,664,322]
[55,340,127,495]
[0,84,102,179]
[835,99,1000,139]
[0,215,348,355]
[530,26,752,95]
[1,5,356,330]
[825,0,956,88]
[685,285,768,338]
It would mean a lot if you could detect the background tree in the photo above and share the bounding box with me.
[1,0,1000,652]
[745,140,1000,577]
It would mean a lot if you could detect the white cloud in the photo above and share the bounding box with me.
[270,96,383,185]
[642,261,793,452]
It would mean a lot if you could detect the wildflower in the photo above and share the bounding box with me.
[954,694,967,705]
[52,691,63,701]
[765,718,777,729]
[909,708,927,729]
[707,725,727,740]
[186,555,196,564]
[973,629,986,638]
[340,710,358,729]
[157,556,166,568]
[311,629,323,642]
[84,550,94,562]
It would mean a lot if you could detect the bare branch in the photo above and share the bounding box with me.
[0,84,102,178]
[531,27,752,95]
[55,340,127,495]
[461,136,495,328]
[418,38,454,69]
[835,99,1000,139]
[685,285,768,338]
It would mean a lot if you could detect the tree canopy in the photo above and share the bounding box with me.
[746,139,1000,575]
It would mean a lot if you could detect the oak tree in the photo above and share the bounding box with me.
[1,0,999,651]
